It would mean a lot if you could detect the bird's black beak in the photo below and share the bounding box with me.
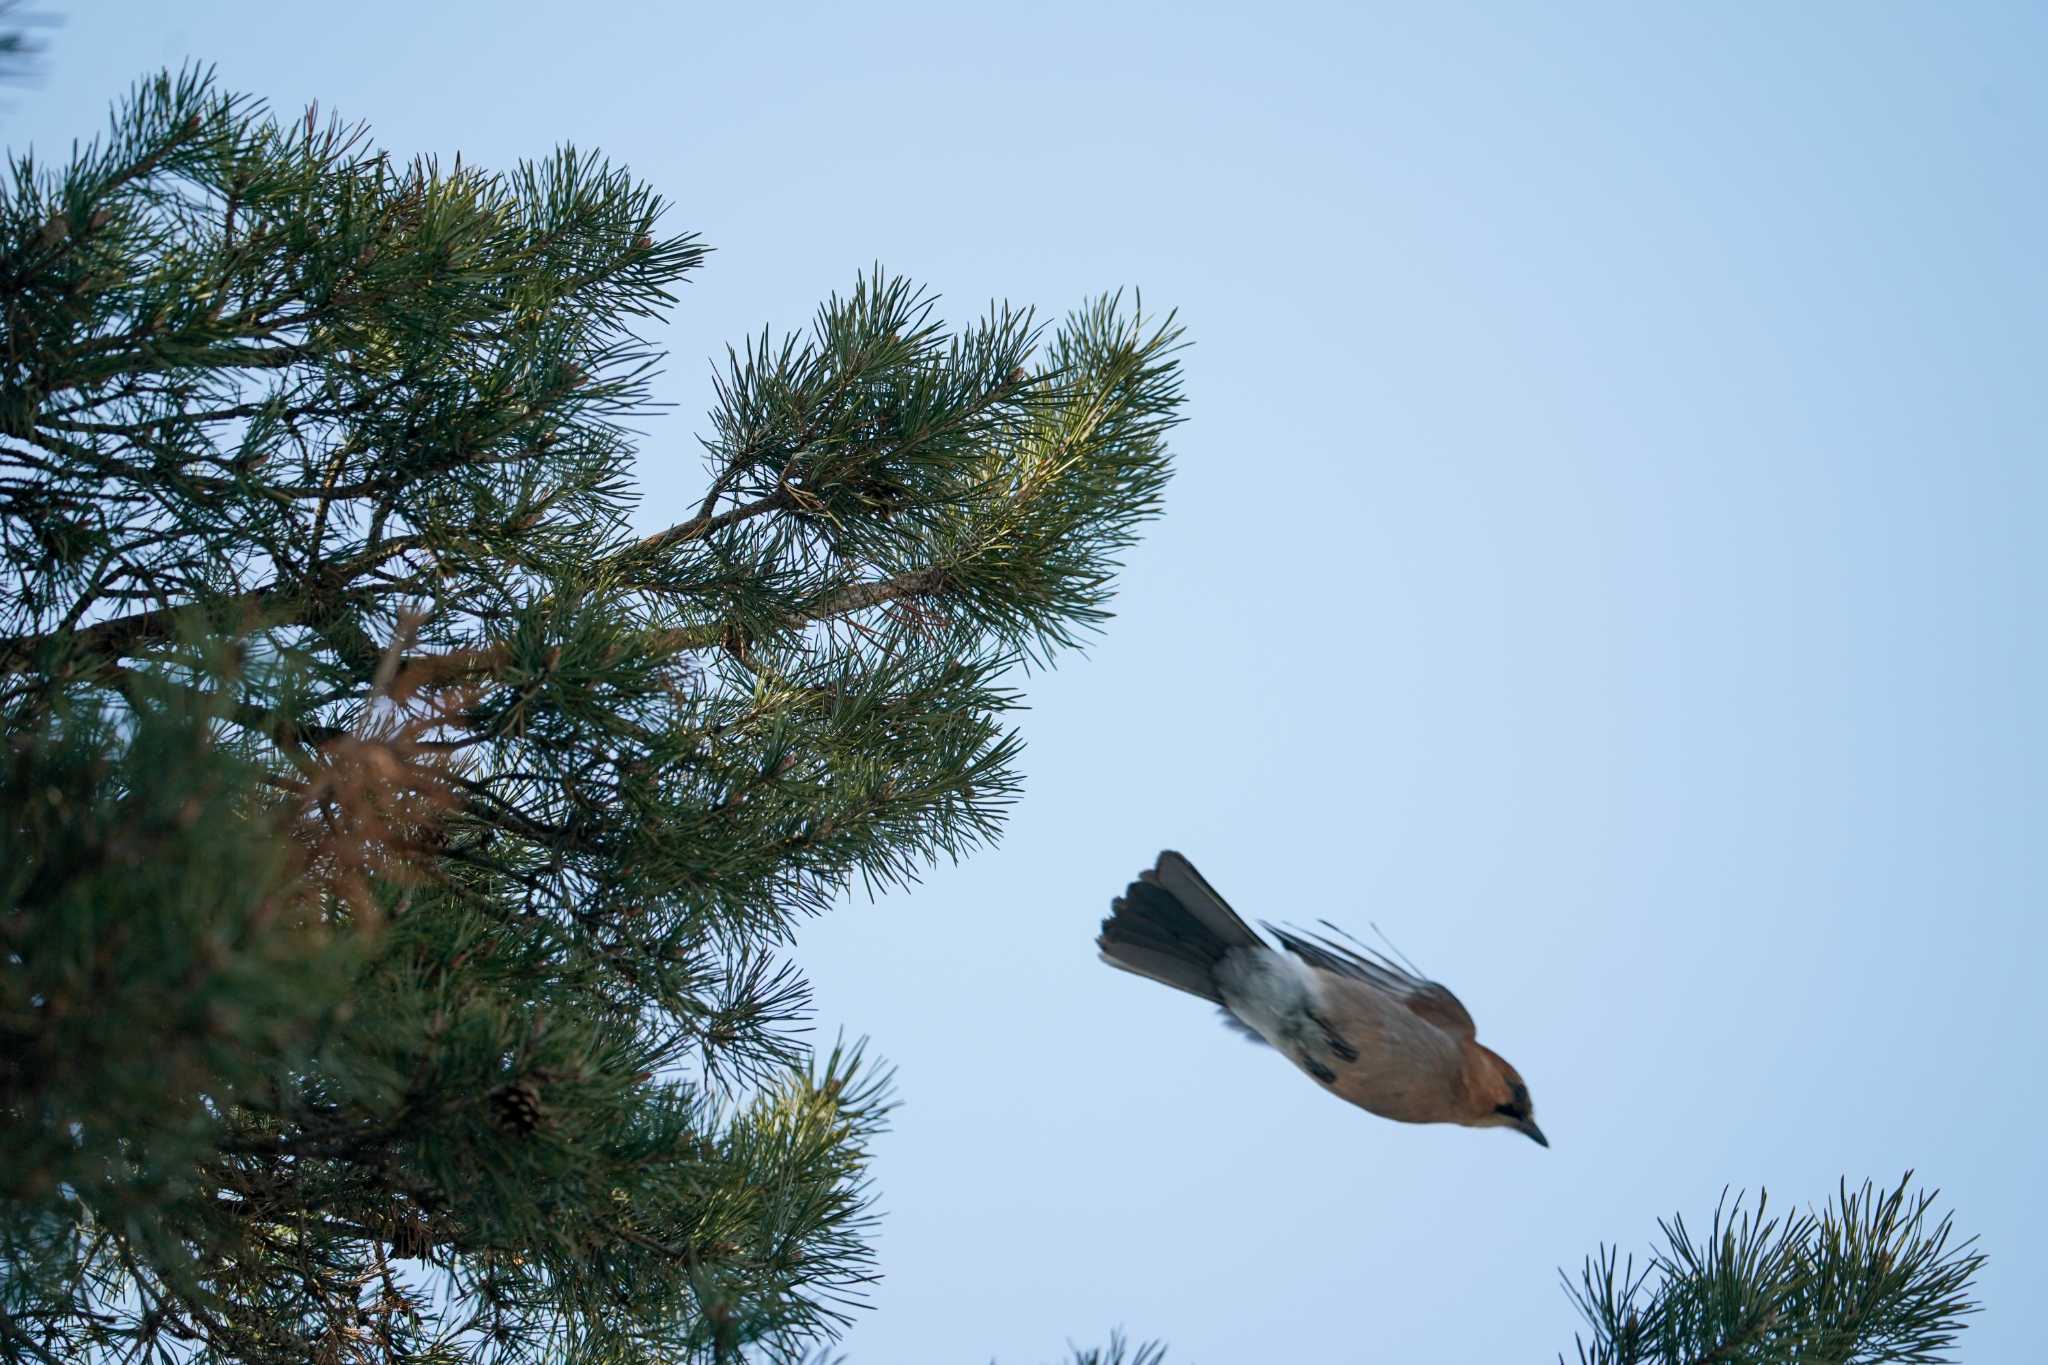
[1519,1120,1549,1148]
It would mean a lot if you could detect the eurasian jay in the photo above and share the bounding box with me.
[1098,850,1548,1146]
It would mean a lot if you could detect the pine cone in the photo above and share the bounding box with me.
[489,1079,544,1135]
[390,1215,434,1261]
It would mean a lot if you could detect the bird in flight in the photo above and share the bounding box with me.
[1097,850,1547,1146]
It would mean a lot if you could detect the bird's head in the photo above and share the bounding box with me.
[1466,1045,1547,1147]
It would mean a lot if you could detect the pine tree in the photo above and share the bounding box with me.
[0,67,1183,1363]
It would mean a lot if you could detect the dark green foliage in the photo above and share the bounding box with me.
[0,67,1183,1363]
[1045,1178,1983,1365]
[1563,1175,1983,1364]
[2,677,361,1315]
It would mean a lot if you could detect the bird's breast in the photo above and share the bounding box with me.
[1245,966,1469,1124]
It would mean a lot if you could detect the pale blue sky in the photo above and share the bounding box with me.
[16,3,2045,1360]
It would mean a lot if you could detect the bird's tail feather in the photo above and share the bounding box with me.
[1098,851,1262,1003]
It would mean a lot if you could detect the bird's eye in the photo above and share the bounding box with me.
[1493,1103,1521,1120]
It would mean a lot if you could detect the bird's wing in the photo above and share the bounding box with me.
[1263,921,1477,1039]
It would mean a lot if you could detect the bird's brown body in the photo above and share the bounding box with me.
[1097,851,1546,1145]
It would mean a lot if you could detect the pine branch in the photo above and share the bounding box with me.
[0,538,423,678]
[1562,1175,1984,1365]
[2,65,1183,1365]
[1056,1336,1170,1365]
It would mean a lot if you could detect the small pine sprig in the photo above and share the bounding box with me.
[1562,1173,1984,1365]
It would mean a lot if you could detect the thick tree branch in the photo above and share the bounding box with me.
[648,566,948,654]
[628,486,789,559]
[0,538,422,676]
